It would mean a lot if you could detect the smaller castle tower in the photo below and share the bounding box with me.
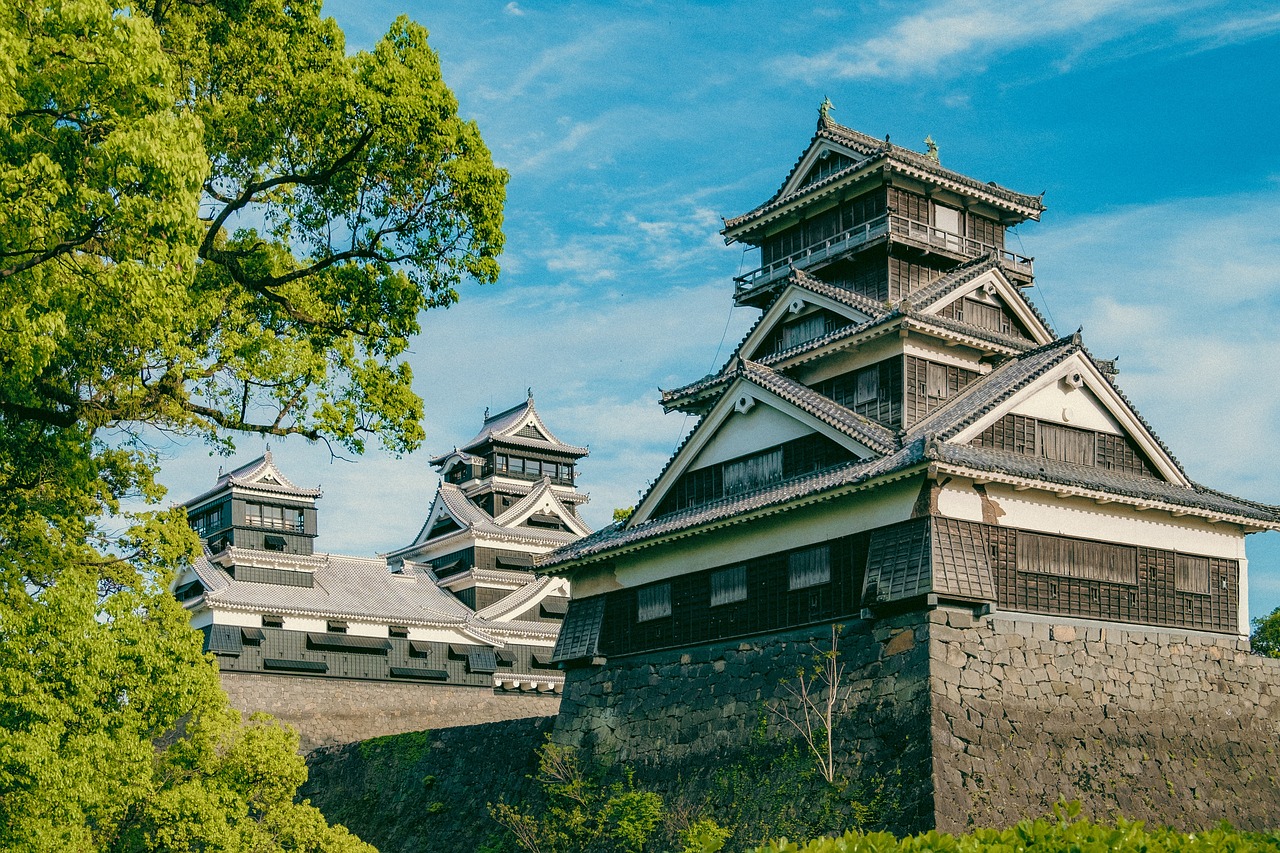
[388,393,591,611]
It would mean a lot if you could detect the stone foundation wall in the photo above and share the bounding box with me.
[219,671,560,752]
[929,609,1280,831]
[553,615,936,834]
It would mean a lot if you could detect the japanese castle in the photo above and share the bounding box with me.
[545,106,1280,663]
[173,395,589,697]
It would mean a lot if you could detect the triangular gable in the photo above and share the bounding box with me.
[411,484,492,546]
[495,478,593,538]
[456,396,589,458]
[776,138,870,202]
[632,373,883,525]
[222,451,321,496]
[741,276,881,361]
[914,266,1054,346]
[947,350,1188,485]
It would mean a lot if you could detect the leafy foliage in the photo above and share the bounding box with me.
[750,802,1280,852]
[490,742,670,853]
[1251,607,1280,658]
[0,0,504,847]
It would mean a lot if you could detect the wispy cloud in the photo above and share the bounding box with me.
[1030,191,1280,496]
[775,0,1280,81]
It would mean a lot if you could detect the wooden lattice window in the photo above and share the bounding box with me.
[1038,422,1095,465]
[1175,554,1211,594]
[925,362,949,398]
[1016,532,1137,585]
[636,583,672,622]
[788,545,831,591]
[780,313,828,351]
[962,298,1008,334]
[710,565,747,607]
[723,448,783,497]
[855,368,879,404]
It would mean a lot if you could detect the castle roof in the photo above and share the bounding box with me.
[189,549,561,641]
[183,450,322,508]
[432,395,588,466]
[723,114,1044,239]
[543,333,1280,571]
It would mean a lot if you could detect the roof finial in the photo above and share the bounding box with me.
[818,96,834,128]
[527,387,534,401]
[924,135,939,163]
[1072,326,1083,346]
[483,406,489,420]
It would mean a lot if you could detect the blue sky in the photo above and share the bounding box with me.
[155,1,1280,617]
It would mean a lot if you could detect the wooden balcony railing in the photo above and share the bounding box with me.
[733,213,1034,296]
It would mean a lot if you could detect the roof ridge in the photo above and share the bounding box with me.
[906,334,1079,441]
[901,253,1002,308]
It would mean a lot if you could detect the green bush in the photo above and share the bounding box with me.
[751,803,1280,852]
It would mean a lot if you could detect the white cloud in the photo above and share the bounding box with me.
[1029,191,1280,499]
[504,2,525,16]
[774,0,1280,81]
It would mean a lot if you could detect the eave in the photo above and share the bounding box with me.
[928,460,1280,533]
[542,461,929,575]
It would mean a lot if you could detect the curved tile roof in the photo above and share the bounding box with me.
[437,396,589,463]
[724,116,1044,234]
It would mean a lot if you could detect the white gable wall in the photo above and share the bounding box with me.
[1010,383,1123,434]
[790,333,901,386]
[690,403,815,469]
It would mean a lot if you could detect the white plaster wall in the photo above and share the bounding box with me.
[1011,383,1122,434]
[690,403,814,468]
[944,480,1247,559]
[902,338,991,372]
[791,334,901,386]
[211,608,271,628]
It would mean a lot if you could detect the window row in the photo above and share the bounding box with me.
[189,504,227,537]
[244,502,305,532]
[1014,531,1213,595]
[636,543,834,622]
[654,434,855,517]
[974,414,1158,479]
[493,455,575,482]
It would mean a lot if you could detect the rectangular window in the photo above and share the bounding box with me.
[327,620,348,634]
[780,313,828,351]
[722,448,784,497]
[1175,554,1211,594]
[509,457,524,474]
[1038,422,1096,466]
[855,367,879,405]
[962,298,1007,333]
[636,583,672,622]
[788,545,831,591]
[389,625,409,639]
[925,362,949,398]
[527,459,542,477]
[710,565,748,607]
[245,503,303,531]
[1016,532,1137,585]
[934,204,962,235]
[495,454,508,471]
[262,614,284,628]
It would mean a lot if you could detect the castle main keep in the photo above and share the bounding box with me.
[541,107,1280,830]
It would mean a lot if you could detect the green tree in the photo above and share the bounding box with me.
[0,0,505,847]
[1251,606,1280,658]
